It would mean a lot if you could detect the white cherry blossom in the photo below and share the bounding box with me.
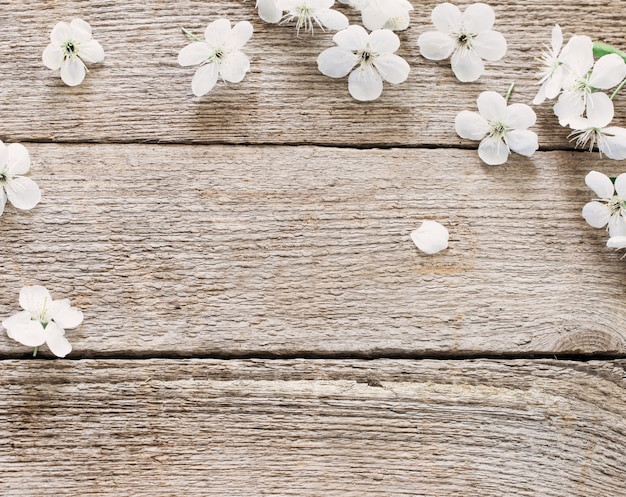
[568,93,626,160]
[455,90,538,165]
[42,18,104,86]
[317,25,410,101]
[411,221,449,254]
[358,0,414,31]
[582,171,626,237]
[417,2,507,82]
[178,19,253,97]
[277,0,348,34]
[2,286,83,358]
[0,141,41,217]
[553,52,626,126]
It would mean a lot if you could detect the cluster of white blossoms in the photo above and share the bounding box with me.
[533,25,626,160]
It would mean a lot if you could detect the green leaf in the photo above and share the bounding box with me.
[593,42,626,63]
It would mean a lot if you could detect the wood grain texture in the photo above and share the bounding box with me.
[0,0,624,147]
[1,358,625,496]
[1,144,624,358]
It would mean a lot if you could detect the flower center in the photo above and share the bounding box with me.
[609,195,626,217]
[456,31,474,47]
[490,121,509,139]
[358,47,377,67]
[62,40,78,58]
[211,48,225,62]
[293,5,317,33]
[0,171,8,186]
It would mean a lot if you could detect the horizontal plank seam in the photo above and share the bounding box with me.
[1,352,625,362]
[12,139,583,153]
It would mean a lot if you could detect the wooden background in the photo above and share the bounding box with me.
[1,1,625,495]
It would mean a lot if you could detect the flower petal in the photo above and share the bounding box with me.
[553,90,585,126]
[79,39,105,63]
[225,20,253,50]
[5,176,41,211]
[585,92,614,128]
[455,110,489,140]
[600,128,626,161]
[44,321,72,358]
[348,64,383,101]
[50,299,84,329]
[451,46,484,82]
[191,63,219,97]
[506,130,539,157]
[178,42,211,67]
[0,141,7,168]
[462,3,495,32]
[504,103,536,130]
[411,221,449,254]
[431,2,462,34]
[477,91,507,122]
[582,200,611,228]
[608,216,626,237]
[478,136,509,165]
[607,236,626,249]
[614,172,626,199]
[42,44,63,70]
[19,285,52,313]
[333,25,368,51]
[589,54,626,90]
[6,143,31,175]
[60,57,86,86]
[50,21,72,45]
[70,18,93,41]
[585,171,614,199]
[316,9,349,31]
[417,31,455,61]
[373,53,409,84]
[317,47,359,78]
[219,51,250,83]
[368,29,400,54]
[3,313,46,347]
[257,0,282,23]
[560,35,594,78]
[550,24,563,53]
[205,19,232,46]
[472,30,506,61]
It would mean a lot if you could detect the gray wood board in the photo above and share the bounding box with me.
[1,144,624,357]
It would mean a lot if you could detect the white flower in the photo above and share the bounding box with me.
[553,52,626,126]
[568,93,626,160]
[417,2,507,82]
[411,221,449,254]
[277,0,349,34]
[455,91,538,165]
[317,25,410,101]
[42,18,104,86]
[582,171,626,237]
[357,0,414,31]
[0,141,41,217]
[2,286,83,358]
[178,19,253,97]
[255,0,283,23]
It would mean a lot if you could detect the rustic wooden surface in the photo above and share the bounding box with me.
[0,0,624,147]
[1,144,625,357]
[1,0,625,495]
[1,359,625,497]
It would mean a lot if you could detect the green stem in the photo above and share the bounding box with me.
[181,27,202,42]
[593,42,626,63]
[611,79,626,100]
[504,83,515,103]
[33,346,38,358]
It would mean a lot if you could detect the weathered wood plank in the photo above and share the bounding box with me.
[1,144,624,357]
[0,0,624,147]
[1,359,625,496]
